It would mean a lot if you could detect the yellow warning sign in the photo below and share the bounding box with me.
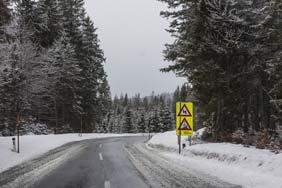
[178,119,192,131]
[178,104,192,117]
[176,102,193,136]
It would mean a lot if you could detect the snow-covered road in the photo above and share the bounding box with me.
[0,140,86,188]
[1,136,240,188]
[126,143,240,188]
[1,131,281,188]
[148,131,282,188]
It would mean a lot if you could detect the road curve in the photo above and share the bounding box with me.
[0,136,240,188]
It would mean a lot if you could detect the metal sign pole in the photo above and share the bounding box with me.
[178,135,181,154]
[189,136,192,146]
[179,102,182,154]
[191,102,195,146]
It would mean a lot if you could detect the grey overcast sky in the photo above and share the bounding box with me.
[84,0,186,97]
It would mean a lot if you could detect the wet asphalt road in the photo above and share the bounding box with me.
[30,137,149,188]
[0,136,241,188]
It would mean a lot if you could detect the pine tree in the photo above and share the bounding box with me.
[160,105,173,132]
[133,93,141,110]
[0,0,11,28]
[172,86,180,117]
[123,108,133,133]
[95,75,112,128]
[47,36,82,130]
[123,94,129,107]
[15,0,38,41]
[107,112,115,133]
[137,112,146,133]
[143,97,149,111]
[59,0,83,52]
[34,0,63,48]
[0,22,39,132]
[113,95,119,109]
[0,0,13,132]
[149,109,161,133]
[80,15,108,130]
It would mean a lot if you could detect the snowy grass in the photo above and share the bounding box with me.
[149,130,282,188]
[0,133,143,173]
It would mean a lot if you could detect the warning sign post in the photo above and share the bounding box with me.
[176,102,193,136]
[176,102,194,154]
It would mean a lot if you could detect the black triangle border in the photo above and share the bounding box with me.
[178,104,192,117]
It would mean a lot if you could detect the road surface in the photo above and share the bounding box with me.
[0,136,240,188]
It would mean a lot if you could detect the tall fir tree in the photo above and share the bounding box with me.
[123,108,133,133]
[46,36,82,129]
[159,105,173,132]
[0,0,11,34]
[33,0,63,48]
[137,112,146,133]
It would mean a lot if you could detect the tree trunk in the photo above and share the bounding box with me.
[214,100,223,140]
[54,99,58,128]
[243,101,249,133]
[258,78,266,130]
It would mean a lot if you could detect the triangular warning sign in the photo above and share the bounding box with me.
[178,104,192,117]
[178,119,192,131]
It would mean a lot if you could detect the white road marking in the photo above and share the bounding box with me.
[99,153,103,161]
[104,181,110,188]
[99,144,102,148]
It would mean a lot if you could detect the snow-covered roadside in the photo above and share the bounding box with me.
[148,131,282,188]
[0,133,142,173]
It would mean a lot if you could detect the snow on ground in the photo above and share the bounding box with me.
[0,133,142,173]
[149,130,282,188]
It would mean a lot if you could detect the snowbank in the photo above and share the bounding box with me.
[149,131,282,188]
[0,133,141,173]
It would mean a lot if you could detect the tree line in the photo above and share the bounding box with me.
[159,0,282,143]
[0,0,111,135]
[97,93,176,134]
